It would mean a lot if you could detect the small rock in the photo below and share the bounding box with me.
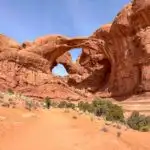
[105,121,111,126]
[117,131,122,138]
[101,126,108,132]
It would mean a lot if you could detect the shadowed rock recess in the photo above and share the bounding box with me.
[0,0,150,100]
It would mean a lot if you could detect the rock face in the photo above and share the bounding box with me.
[56,52,84,75]
[0,0,150,100]
[69,0,150,98]
[0,34,94,100]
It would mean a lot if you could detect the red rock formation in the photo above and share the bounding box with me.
[55,52,84,75]
[0,34,93,100]
[72,0,150,97]
[0,0,150,100]
[0,34,20,49]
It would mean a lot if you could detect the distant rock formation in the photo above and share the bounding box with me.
[0,0,150,100]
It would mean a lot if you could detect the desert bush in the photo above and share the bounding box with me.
[7,88,14,95]
[44,97,51,109]
[92,99,109,116]
[127,111,150,132]
[57,101,76,109]
[92,98,112,108]
[91,99,124,122]
[58,101,68,108]
[35,102,41,108]
[25,100,33,111]
[77,98,124,123]
[93,99,124,122]
[105,104,124,122]
[92,99,110,115]
[51,101,58,108]
[66,102,76,109]
[117,131,121,138]
[78,101,85,111]
[30,101,39,110]
[78,101,93,112]
[140,126,150,132]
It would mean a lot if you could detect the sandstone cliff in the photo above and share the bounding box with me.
[0,0,150,100]
[69,0,150,97]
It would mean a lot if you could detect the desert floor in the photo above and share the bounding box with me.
[0,107,150,150]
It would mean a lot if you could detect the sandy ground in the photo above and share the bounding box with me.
[0,107,150,150]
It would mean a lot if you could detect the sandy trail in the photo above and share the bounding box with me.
[0,108,150,150]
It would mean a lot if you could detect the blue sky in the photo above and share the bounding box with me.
[0,0,130,76]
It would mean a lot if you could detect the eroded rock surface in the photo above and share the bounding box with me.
[0,0,150,100]
[69,0,150,97]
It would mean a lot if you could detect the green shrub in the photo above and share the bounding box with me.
[78,101,85,111]
[140,126,150,132]
[94,107,104,116]
[105,104,124,122]
[51,101,58,108]
[77,98,124,123]
[78,101,93,112]
[66,102,76,109]
[127,111,150,132]
[92,99,112,116]
[57,101,76,109]
[92,99,124,122]
[58,101,68,108]
[44,97,51,109]
[92,98,112,108]
[127,111,140,130]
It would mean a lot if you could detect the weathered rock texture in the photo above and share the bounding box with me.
[0,0,150,100]
[69,0,150,98]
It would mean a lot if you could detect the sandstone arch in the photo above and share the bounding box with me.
[0,0,150,100]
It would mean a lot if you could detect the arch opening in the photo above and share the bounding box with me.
[69,48,82,63]
[52,64,68,77]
